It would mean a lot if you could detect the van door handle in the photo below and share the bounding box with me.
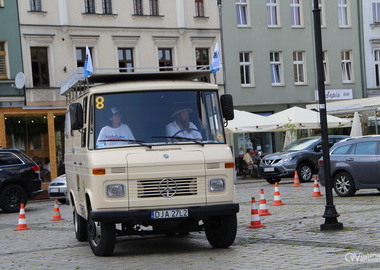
[346,158,354,161]
[73,161,77,165]
[78,162,82,166]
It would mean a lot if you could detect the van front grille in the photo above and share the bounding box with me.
[137,178,198,198]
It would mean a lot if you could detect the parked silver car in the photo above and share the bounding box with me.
[319,136,380,196]
[48,174,68,204]
[260,136,348,184]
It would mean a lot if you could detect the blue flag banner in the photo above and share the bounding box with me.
[210,42,221,73]
[84,46,93,78]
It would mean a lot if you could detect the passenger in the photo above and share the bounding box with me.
[166,106,202,140]
[97,107,135,147]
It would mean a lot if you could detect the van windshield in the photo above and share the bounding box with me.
[282,138,319,151]
[93,90,226,149]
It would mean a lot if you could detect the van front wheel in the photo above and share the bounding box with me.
[205,214,237,248]
[87,218,116,256]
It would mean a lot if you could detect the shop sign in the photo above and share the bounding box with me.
[314,89,353,101]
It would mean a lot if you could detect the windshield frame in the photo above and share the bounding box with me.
[90,89,227,150]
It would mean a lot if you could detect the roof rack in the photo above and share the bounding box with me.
[60,65,211,96]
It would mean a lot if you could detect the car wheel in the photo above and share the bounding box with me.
[265,177,281,184]
[205,214,237,248]
[0,184,28,213]
[333,172,356,197]
[87,216,116,256]
[58,199,67,205]
[297,163,313,182]
[74,209,88,241]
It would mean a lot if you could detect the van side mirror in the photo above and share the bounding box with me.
[69,103,84,130]
[315,144,323,152]
[221,94,234,121]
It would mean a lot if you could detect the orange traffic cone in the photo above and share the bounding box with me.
[247,197,265,228]
[272,182,285,206]
[51,200,64,221]
[292,170,302,187]
[14,203,30,231]
[258,189,271,216]
[312,176,323,197]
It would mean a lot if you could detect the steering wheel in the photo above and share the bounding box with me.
[172,128,201,138]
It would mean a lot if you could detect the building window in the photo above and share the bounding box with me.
[195,0,204,17]
[293,51,306,84]
[270,51,283,85]
[267,0,279,27]
[318,0,326,27]
[0,42,7,79]
[374,50,380,87]
[84,0,95,14]
[76,47,93,67]
[149,0,159,16]
[118,48,134,72]
[196,48,210,82]
[240,52,253,86]
[31,47,49,87]
[102,0,112,14]
[290,0,303,27]
[341,50,353,83]
[30,0,42,12]
[372,2,380,23]
[236,0,248,26]
[322,51,330,84]
[134,0,143,15]
[158,48,173,71]
[338,0,350,27]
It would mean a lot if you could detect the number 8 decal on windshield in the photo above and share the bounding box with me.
[95,96,105,109]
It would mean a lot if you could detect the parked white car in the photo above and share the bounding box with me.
[48,174,68,204]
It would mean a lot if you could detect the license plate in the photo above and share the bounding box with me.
[151,209,189,219]
[49,188,59,193]
[264,167,275,172]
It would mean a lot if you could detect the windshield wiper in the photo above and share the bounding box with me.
[151,136,205,146]
[98,139,152,148]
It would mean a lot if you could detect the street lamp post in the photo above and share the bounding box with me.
[312,0,343,231]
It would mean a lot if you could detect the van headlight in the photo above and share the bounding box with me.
[209,178,225,192]
[106,184,125,197]
[279,156,292,164]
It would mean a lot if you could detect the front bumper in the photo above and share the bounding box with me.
[259,165,295,178]
[90,203,240,223]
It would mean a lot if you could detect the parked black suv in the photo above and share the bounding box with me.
[259,136,349,184]
[0,149,42,213]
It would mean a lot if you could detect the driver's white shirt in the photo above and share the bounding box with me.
[166,121,202,140]
[97,123,135,147]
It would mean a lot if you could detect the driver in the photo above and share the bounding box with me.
[165,106,202,140]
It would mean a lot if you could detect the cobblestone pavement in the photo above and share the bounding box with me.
[1,177,380,269]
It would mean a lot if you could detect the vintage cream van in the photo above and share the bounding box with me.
[61,68,239,256]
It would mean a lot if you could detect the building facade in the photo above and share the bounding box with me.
[0,0,24,107]
[221,0,364,153]
[0,0,222,185]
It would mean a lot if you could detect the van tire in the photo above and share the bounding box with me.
[0,184,27,213]
[333,172,356,197]
[88,217,116,256]
[74,209,87,241]
[205,214,237,248]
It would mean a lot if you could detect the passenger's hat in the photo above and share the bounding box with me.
[171,106,192,118]
[110,107,120,115]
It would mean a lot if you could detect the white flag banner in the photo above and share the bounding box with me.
[84,46,93,77]
[210,42,222,73]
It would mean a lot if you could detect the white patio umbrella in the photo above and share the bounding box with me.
[266,106,351,131]
[350,112,362,137]
[225,110,278,133]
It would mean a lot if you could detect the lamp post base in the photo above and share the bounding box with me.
[320,205,344,231]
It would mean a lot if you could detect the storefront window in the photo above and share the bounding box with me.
[5,115,49,180]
